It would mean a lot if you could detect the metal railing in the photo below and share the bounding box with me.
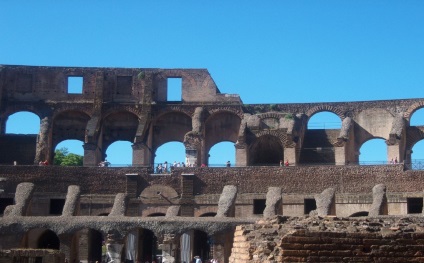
[404,160,424,170]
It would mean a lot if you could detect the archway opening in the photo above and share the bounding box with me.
[6,111,40,134]
[87,229,104,263]
[307,111,341,129]
[349,211,369,217]
[147,213,166,217]
[359,138,387,165]
[37,229,60,250]
[140,229,160,263]
[155,141,186,172]
[193,230,211,261]
[410,108,424,126]
[1,111,40,165]
[53,139,84,166]
[250,135,283,166]
[208,141,235,167]
[199,212,217,217]
[105,140,133,167]
[411,140,424,170]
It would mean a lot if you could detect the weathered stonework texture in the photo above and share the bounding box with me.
[369,184,387,217]
[216,185,238,217]
[313,187,335,216]
[263,187,282,218]
[61,185,81,216]
[229,216,424,263]
[4,182,34,217]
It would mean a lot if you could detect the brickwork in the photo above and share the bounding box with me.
[229,216,424,263]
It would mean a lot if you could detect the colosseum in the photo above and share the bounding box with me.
[1,65,424,263]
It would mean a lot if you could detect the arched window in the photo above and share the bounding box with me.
[410,108,424,126]
[105,141,133,167]
[155,141,186,169]
[6,111,40,134]
[307,111,341,129]
[250,135,283,166]
[208,141,235,167]
[359,138,387,165]
[411,140,424,170]
[53,139,84,166]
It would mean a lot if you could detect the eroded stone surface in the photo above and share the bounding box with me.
[216,185,238,217]
[263,187,282,218]
[369,184,387,216]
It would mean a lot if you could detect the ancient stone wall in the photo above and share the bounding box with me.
[229,216,424,263]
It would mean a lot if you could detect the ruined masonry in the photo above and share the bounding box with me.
[1,65,424,263]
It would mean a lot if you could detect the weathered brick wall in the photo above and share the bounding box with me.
[229,216,424,263]
[0,135,36,165]
[1,164,423,197]
[0,166,180,195]
[176,165,424,195]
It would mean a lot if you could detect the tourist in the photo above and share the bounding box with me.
[226,161,231,167]
[395,157,398,164]
[285,160,289,167]
[280,160,283,167]
[163,161,168,173]
[194,256,202,263]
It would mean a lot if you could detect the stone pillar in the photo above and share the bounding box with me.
[180,174,195,216]
[106,233,124,263]
[158,234,178,263]
[263,187,282,217]
[59,234,77,263]
[34,116,52,164]
[283,147,297,166]
[387,144,401,163]
[235,142,248,167]
[83,143,101,167]
[216,185,237,218]
[184,132,202,167]
[132,142,150,166]
[62,185,81,216]
[4,182,35,217]
[334,146,346,165]
[369,184,387,216]
[314,188,336,216]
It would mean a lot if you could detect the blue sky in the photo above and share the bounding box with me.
[2,1,424,166]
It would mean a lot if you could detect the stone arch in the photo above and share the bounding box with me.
[37,229,60,249]
[139,185,180,212]
[23,228,60,250]
[404,100,424,121]
[249,133,284,166]
[349,211,369,217]
[152,111,192,154]
[406,127,424,151]
[204,111,241,154]
[195,207,218,217]
[101,110,139,152]
[51,110,90,149]
[358,137,387,164]
[306,105,345,121]
[256,112,285,130]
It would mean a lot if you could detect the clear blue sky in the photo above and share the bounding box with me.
[2,1,424,165]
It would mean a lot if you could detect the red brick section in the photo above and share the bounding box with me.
[229,216,424,263]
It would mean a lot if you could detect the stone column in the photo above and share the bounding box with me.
[158,234,178,263]
[283,147,297,166]
[83,143,101,167]
[106,233,124,263]
[34,116,52,164]
[387,144,401,163]
[132,142,150,166]
[235,142,248,167]
[334,146,346,165]
[59,234,77,263]
[184,133,202,167]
